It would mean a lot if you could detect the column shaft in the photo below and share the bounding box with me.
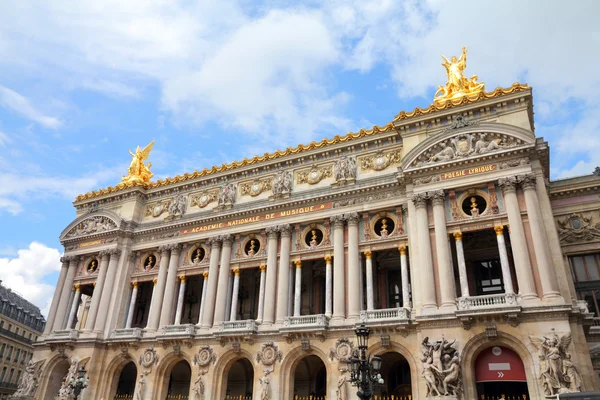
[413,194,437,310]
[324,256,333,318]
[229,269,240,321]
[293,261,302,317]
[125,282,139,329]
[159,246,182,327]
[453,233,469,297]
[213,236,233,326]
[364,252,375,311]
[52,258,77,331]
[399,246,410,309]
[256,265,267,322]
[347,213,361,318]
[174,276,187,325]
[147,248,171,330]
[85,253,110,331]
[44,259,69,334]
[198,272,209,326]
[332,216,346,320]
[263,227,279,325]
[94,250,121,332]
[494,226,515,295]
[521,176,561,300]
[275,226,292,323]
[224,273,233,321]
[66,285,81,330]
[431,191,456,309]
[499,178,537,300]
[200,239,222,328]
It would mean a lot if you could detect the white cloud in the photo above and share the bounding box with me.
[0,242,62,317]
[81,79,140,99]
[0,85,62,129]
[0,130,10,146]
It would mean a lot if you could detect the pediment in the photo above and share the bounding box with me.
[61,211,122,240]
[401,122,535,171]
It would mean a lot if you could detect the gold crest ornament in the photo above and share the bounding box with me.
[122,140,155,184]
[434,46,485,105]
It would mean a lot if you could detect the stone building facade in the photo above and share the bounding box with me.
[27,83,600,400]
[0,282,45,399]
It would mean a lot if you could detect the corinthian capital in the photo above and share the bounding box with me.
[411,193,428,208]
[518,174,537,191]
[220,234,233,245]
[498,177,517,194]
[265,226,280,239]
[99,249,112,258]
[206,236,222,248]
[60,255,75,264]
[279,224,292,237]
[344,212,360,225]
[330,214,346,228]
[429,189,445,205]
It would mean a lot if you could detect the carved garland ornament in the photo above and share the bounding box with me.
[194,346,217,367]
[240,178,272,197]
[360,150,402,172]
[297,165,332,185]
[329,338,355,364]
[190,190,217,208]
[139,347,159,374]
[256,342,282,367]
[556,213,600,244]
[65,216,118,238]
[145,199,171,217]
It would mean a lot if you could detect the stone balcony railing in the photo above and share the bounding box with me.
[359,307,410,326]
[590,317,600,335]
[47,329,80,341]
[157,324,195,338]
[219,319,257,334]
[457,292,518,310]
[281,314,329,332]
[109,328,143,341]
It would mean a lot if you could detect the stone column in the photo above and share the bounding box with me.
[275,225,292,324]
[331,215,346,320]
[200,238,222,329]
[94,249,121,332]
[174,276,187,325]
[85,251,110,331]
[293,260,302,317]
[213,235,233,326]
[399,246,410,309]
[499,178,537,301]
[287,263,294,317]
[44,257,70,334]
[412,193,437,311]
[229,268,241,321]
[256,265,267,323]
[198,271,209,326]
[347,212,361,319]
[490,225,514,295]
[431,190,456,310]
[66,284,81,330]
[125,282,139,329]
[263,226,280,325]
[520,174,561,301]
[364,251,375,311]
[159,245,182,327]
[147,246,171,330]
[146,278,157,326]
[225,272,233,321]
[52,257,78,331]
[324,255,333,318]
[453,233,469,297]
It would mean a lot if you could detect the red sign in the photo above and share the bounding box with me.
[475,346,526,382]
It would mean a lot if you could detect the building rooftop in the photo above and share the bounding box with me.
[0,280,45,323]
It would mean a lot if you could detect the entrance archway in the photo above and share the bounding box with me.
[225,358,254,397]
[292,355,326,397]
[113,361,137,398]
[475,346,529,398]
[167,360,191,398]
[43,359,70,400]
[374,352,412,397]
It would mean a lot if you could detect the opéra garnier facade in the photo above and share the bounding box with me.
[28,56,600,400]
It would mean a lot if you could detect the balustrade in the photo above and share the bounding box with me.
[457,293,518,310]
[220,319,257,333]
[359,307,409,323]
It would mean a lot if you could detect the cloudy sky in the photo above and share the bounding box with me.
[1,0,599,316]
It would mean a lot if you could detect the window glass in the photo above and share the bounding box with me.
[586,255,600,280]
[572,256,588,282]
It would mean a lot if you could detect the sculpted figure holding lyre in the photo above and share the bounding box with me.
[122,140,155,184]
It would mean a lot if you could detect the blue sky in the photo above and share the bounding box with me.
[1,0,599,315]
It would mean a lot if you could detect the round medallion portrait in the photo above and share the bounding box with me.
[462,195,487,217]
[143,254,157,271]
[374,217,395,238]
[191,247,205,263]
[87,258,99,273]
[304,228,323,248]
[245,239,260,256]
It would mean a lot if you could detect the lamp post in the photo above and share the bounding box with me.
[349,324,384,400]
[68,365,89,399]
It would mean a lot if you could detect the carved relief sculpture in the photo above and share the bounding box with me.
[259,369,272,400]
[65,216,118,238]
[256,342,283,367]
[217,183,237,208]
[271,170,293,199]
[336,368,349,400]
[240,178,272,197]
[167,194,187,218]
[333,156,357,186]
[421,337,462,399]
[360,150,401,172]
[58,358,79,397]
[190,190,217,208]
[530,331,582,396]
[556,213,600,244]
[145,199,171,218]
[297,165,332,185]
[192,370,207,400]
[329,338,355,364]
[10,359,45,398]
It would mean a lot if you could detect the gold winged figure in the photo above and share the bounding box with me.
[434,46,485,105]
[122,140,155,184]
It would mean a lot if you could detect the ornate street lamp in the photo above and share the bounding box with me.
[68,365,89,399]
[349,324,384,400]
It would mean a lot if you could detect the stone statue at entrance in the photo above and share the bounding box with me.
[336,369,349,400]
[530,331,582,396]
[259,369,272,400]
[420,336,462,399]
[57,358,79,398]
[8,359,45,399]
[192,369,207,400]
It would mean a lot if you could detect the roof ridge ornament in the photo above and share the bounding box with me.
[443,114,480,133]
[434,46,485,105]
[122,140,155,185]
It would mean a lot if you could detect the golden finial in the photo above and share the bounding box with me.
[122,140,155,184]
[434,46,485,105]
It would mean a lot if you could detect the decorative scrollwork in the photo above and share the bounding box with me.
[360,150,401,172]
[65,216,118,238]
[256,342,282,366]
[297,165,332,185]
[193,346,217,367]
[329,338,354,364]
[240,178,272,197]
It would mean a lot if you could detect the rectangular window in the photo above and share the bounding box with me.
[15,370,21,385]
[0,366,6,382]
[0,344,4,357]
[8,369,13,384]
[6,346,12,360]
[14,349,20,362]
[569,253,600,282]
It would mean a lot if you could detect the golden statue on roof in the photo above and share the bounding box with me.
[434,46,485,105]
[122,140,155,184]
